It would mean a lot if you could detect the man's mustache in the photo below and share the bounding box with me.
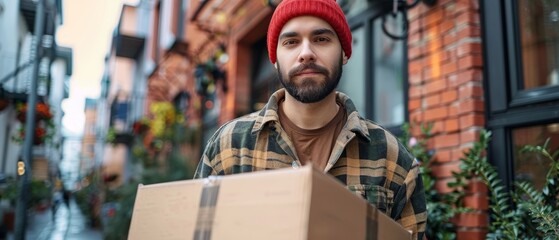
[288,63,329,78]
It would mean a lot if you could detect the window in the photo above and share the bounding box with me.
[483,0,559,191]
[250,38,278,112]
[338,3,408,135]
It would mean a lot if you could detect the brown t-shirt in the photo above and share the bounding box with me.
[278,101,347,171]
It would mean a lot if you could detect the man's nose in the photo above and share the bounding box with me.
[298,41,316,64]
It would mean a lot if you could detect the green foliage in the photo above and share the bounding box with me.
[0,177,18,205]
[74,171,102,227]
[103,113,196,240]
[401,123,463,240]
[456,131,559,239]
[402,124,559,240]
[0,178,51,209]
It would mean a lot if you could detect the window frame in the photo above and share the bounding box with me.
[346,7,409,136]
[482,0,559,192]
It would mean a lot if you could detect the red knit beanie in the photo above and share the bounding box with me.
[267,0,352,64]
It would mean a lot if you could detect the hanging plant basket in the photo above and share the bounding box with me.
[12,103,55,146]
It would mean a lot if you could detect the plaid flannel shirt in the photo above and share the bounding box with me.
[195,89,427,239]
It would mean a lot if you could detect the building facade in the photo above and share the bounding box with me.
[0,0,71,181]
[98,0,559,239]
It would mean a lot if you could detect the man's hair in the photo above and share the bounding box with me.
[267,0,352,64]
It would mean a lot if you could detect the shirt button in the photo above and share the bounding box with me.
[292,161,299,169]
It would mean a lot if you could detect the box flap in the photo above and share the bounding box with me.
[308,166,368,240]
[128,180,205,240]
[210,166,313,240]
[377,210,411,240]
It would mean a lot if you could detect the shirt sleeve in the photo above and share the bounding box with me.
[396,159,427,240]
[193,153,214,179]
[193,135,220,178]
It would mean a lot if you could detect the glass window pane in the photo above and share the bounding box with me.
[373,17,405,127]
[518,0,559,90]
[512,123,559,190]
[339,26,366,116]
[338,0,370,18]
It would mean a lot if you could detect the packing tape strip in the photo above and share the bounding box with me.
[194,176,222,240]
[365,204,378,240]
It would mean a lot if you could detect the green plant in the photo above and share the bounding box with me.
[455,130,559,239]
[75,171,102,227]
[401,123,467,240]
[29,180,51,209]
[103,103,196,239]
[0,177,18,206]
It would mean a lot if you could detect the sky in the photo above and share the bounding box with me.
[56,0,138,135]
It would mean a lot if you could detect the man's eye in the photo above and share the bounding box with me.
[316,37,329,42]
[283,40,298,46]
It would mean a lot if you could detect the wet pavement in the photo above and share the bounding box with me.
[7,197,102,240]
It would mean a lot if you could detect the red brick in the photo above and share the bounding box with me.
[434,133,460,148]
[431,120,445,134]
[435,178,456,193]
[409,99,421,111]
[425,9,444,27]
[458,54,483,70]
[441,90,458,104]
[456,69,483,86]
[452,147,467,161]
[438,0,455,6]
[448,104,460,117]
[455,0,474,15]
[410,111,423,123]
[441,61,458,76]
[461,130,481,144]
[426,24,441,39]
[453,212,489,228]
[463,194,489,210]
[459,113,485,129]
[425,94,441,107]
[440,20,455,34]
[457,42,482,57]
[424,79,447,95]
[456,10,480,26]
[459,84,484,99]
[432,161,462,178]
[425,51,445,66]
[409,31,422,46]
[424,106,448,121]
[443,33,458,46]
[409,45,422,60]
[456,229,488,240]
[434,149,453,163]
[409,72,423,85]
[447,73,460,88]
[409,59,423,75]
[457,25,481,39]
[423,66,439,81]
[458,100,485,114]
[466,179,488,193]
[425,37,443,54]
[409,86,422,98]
[445,118,459,132]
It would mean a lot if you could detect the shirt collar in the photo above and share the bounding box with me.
[251,89,371,140]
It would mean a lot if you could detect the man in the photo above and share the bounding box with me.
[194,0,426,238]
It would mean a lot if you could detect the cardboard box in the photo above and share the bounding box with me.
[128,165,411,240]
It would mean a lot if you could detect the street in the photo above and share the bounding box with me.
[7,196,102,240]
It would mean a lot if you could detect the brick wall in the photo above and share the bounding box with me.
[407,0,487,239]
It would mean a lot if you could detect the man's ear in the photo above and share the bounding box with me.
[342,52,348,65]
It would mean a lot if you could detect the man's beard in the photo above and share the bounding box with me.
[277,57,343,103]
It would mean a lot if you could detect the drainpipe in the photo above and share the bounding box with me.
[14,0,45,238]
